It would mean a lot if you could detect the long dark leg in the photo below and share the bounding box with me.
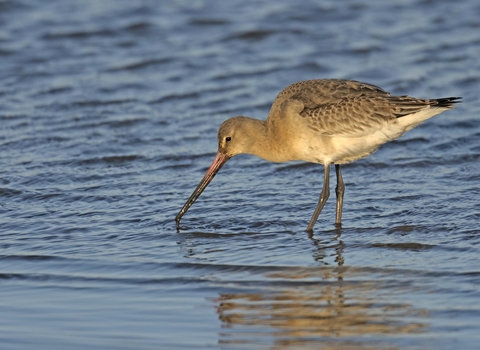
[306,164,330,232]
[335,164,345,227]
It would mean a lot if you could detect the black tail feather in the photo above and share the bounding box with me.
[433,97,462,108]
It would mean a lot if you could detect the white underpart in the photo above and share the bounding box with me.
[301,106,449,165]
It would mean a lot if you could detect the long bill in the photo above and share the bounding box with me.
[175,151,230,230]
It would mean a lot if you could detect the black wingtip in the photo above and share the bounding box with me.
[435,96,462,108]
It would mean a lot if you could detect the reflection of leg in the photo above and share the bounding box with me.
[335,164,345,227]
[306,164,330,232]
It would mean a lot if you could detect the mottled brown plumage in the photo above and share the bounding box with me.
[176,79,461,232]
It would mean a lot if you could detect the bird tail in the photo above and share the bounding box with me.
[431,97,462,109]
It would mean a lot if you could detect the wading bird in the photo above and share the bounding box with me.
[175,79,461,232]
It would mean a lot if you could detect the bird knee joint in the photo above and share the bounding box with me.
[336,186,344,196]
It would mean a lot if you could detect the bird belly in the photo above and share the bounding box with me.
[292,135,339,164]
[331,135,386,164]
[331,124,408,164]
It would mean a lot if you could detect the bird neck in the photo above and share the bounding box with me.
[241,118,287,163]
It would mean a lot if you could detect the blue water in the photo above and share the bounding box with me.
[1,0,479,349]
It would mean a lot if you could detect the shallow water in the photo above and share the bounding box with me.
[1,0,479,349]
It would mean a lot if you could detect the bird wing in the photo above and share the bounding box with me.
[271,79,390,109]
[296,95,396,136]
[272,79,443,137]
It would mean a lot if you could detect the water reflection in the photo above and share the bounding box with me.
[215,237,427,348]
[309,228,345,266]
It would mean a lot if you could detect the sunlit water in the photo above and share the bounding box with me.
[1,0,479,349]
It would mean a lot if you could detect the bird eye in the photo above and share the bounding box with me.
[226,137,231,142]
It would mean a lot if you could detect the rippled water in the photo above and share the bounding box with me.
[1,0,479,349]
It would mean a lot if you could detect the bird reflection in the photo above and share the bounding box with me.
[215,231,427,348]
[309,227,345,266]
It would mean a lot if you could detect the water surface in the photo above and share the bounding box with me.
[1,0,479,349]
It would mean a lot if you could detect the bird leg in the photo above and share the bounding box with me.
[306,164,330,232]
[335,164,345,227]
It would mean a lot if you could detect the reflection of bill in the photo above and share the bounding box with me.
[214,266,427,347]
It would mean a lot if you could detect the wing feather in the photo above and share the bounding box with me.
[298,96,394,136]
[271,79,390,111]
[270,79,454,137]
